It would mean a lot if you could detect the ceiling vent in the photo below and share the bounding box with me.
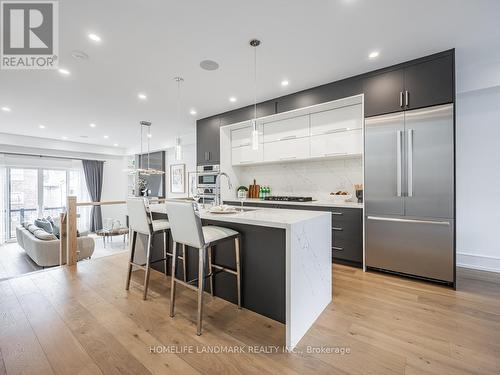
[71,50,89,61]
[200,59,219,71]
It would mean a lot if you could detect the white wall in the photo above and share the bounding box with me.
[100,157,128,226]
[456,85,500,272]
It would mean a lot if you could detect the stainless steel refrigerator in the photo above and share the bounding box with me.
[364,104,455,285]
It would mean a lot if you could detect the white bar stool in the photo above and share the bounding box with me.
[125,198,185,300]
[165,200,242,335]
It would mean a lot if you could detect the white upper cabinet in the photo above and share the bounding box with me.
[310,104,362,136]
[263,115,310,143]
[263,138,310,163]
[227,95,364,166]
[232,144,264,165]
[231,122,263,148]
[310,129,362,158]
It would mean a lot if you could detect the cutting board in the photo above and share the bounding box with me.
[249,179,260,199]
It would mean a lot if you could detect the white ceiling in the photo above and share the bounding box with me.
[1,0,499,153]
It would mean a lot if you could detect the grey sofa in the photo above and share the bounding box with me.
[16,226,95,267]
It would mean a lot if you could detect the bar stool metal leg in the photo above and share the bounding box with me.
[125,231,137,290]
[143,234,152,300]
[196,246,207,335]
[207,246,214,296]
[163,230,168,276]
[170,242,178,317]
[235,236,242,309]
[182,244,187,282]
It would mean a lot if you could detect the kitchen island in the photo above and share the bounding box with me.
[148,203,332,349]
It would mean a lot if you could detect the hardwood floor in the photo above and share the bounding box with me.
[0,242,42,280]
[0,253,499,374]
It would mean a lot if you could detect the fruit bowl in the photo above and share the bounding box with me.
[329,193,353,203]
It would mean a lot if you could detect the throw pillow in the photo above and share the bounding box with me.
[32,229,57,240]
[27,224,39,234]
[35,218,53,234]
[48,216,60,239]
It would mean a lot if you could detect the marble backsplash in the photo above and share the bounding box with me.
[232,157,362,201]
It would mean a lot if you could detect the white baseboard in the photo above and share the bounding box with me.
[457,252,500,273]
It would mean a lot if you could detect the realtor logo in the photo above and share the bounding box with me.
[1,1,58,69]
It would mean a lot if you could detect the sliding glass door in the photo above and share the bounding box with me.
[5,167,87,240]
[8,168,39,238]
[42,169,67,218]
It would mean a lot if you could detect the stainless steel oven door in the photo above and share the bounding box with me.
[198,173,218,187]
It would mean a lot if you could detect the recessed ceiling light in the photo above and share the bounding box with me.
[89,123,96,128]
[190,109,197,115]
[229,97,237,103]
[138,93,147,100]
[58,68,70,75]
[281,80,289,87]
[368,51,380,59]
[103,135,109,139]
[113,143,119,147]
[1,106,11,112]
[88,33,101,42]
[61,136,68,140]
[39,124,46,129]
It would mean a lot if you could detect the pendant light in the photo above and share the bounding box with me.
[124,121,165,175]
[174,76,184,161]
[250,39,261,150]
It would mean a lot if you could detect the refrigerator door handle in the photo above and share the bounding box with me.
[396,130,402,197]
[408,129,413,197]
[366,216,451,226]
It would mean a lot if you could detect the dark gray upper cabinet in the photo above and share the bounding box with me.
[276,78,363,113]
[404,54,454,110]
[363,69,405,118]
[219,100,276,127]
[196,116,220,165]
[364,52,454,117]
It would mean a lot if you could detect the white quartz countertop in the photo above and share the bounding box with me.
[223,197,363,209]
[149,203,331,230]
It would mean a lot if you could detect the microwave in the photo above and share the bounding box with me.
[197,164,220,187]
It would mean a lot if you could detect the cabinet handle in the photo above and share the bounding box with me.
[332,227,343,231]
[280,156,297,160]
[278,135,297,141]
[399,92,404,108]
[239,160,253,164]
[331,212,343,216]
[332,246,344,251]
[367,216,450,226]
[321,128,349,135]
[240,142,251,147]
[405,90,409,107]
[324,152,347,157]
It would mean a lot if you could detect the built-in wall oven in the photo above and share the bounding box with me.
[196,164,220,204]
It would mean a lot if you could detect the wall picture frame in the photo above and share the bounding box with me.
[170,164,185,193]
[187,171,197,198]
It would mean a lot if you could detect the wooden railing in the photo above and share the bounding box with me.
[60,196,166,266]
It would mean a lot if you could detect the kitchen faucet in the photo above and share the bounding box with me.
[215,172,232,206]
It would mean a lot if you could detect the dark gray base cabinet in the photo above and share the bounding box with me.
[225,201,363,267]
